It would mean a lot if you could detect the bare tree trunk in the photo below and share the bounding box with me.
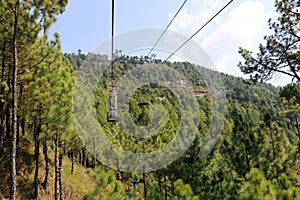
[20,118,25,136]
[59,153,64,200]
[10,2,19,199]
[92,141,96,168]
[158,172,162,190]
[5,103,10,140]
[0,106,4,155]
[71,151,74,174]
[164,168,168,200]
[86,156,89,168]
[33,121,41,198]
[54,134,59,200]
[0,42,6,155]
[143,164,147,200]
[16,84,23,146]
[204,181,207,200]
[79,148,82,164]
[16,116,20,146]
[42,139,50,190]
[82,148,86,167]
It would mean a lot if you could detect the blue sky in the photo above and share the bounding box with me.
[49,0,289,86]
[49,0,183,52]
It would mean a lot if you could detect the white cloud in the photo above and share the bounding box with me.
[168,0,276,77]
[169,0,223,37]
[200,0,273,78]
[167,0,289,85]
[202,1,269,49]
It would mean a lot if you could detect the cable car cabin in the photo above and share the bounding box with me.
[107,109,118,122]
[107,87,118,122]
[137,102,149,106]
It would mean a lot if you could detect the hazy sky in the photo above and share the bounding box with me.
[49,0,289,86]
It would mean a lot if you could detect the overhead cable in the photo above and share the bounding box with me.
[164,0,234,61]
[111,0,115,80]
[147,0,188,57]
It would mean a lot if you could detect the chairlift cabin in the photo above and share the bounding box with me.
[107,87,118,122]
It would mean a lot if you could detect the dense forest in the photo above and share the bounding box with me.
[0,0,299,199]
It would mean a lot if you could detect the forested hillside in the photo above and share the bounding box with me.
[2,49,300,199]
[0,0,299,199]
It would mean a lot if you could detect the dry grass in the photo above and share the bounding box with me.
[0,134,96,200]
[38,154,96,200]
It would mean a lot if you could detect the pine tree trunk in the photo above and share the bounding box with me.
[10,2,19,199]
[91,155,95,169]
[33,121,41,198]
[0,42,6,155]
[21,118,25,136]
[82,148,86,167]
[5,103,10,140]
[4,57,11,143]
[71,151,74,174]
[143,165,147,200]
[79,148,82,164]
[59,153,64,200]
[54,135,59,200]
[0,106,4,155]
[42,139,50,190]
[116,158,119,180]
[16,116,20,146]
[86,156,89,168]
[204,182,207,200]
[92,142,96,168]
[158,172,162,190]
[164,169,168,200]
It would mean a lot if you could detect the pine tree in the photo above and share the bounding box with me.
[238,0,300,83]
[0,0,67,198]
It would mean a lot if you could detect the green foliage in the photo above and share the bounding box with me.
[238,0,300,83]
[148,185,164,200]
[1,0,299,198]
[82,168,127,200]
[240,168,300,200]
[89,54,300,199]
[174,179,198,200]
